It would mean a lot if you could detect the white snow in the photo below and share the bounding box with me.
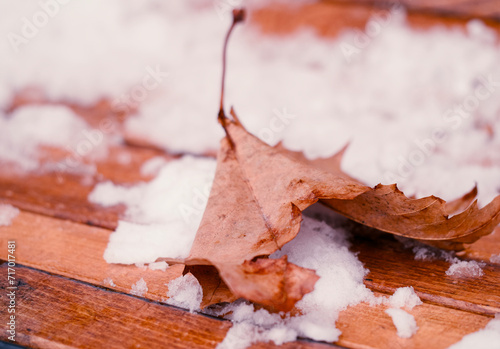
[0,1,498,205]
[0,105,107,173]
[491,254,500,264]
[446,260,485,278]
[148,261,169,271]
[1,1,495,347]
[388,286,422,310]
[140,156,168,177]
[205,209,382,347]
[385,308,419,339]
[131,278,148,296]
[165,273,203,313]
[103,277,117,288]
[448,314,500,349]
[216,302,297,349]
[91,156,215,264]
[103,221,194,264]
[0,204,20,226]
[397,237,486,278]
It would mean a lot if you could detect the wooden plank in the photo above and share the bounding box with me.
[0,264,339,349]
[0,210,184,304]
[464,226,500,264]
[327,0,500,20]
[0,144,172,230]
[2,210,499,318]
[251,1,500,39]
[352,232,500,315]
[0,264,493,349]
[336,300,492,349]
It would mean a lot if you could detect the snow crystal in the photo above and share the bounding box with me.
[490,254,500,264]
[91,156,215,264]
[103,277,117,287]
[148,261,169,271]
[165,273,203,313]
[448,314,500,349]
[446,260,485,278]
[385,308,418,339]
[0,204,20,226]
[216,303,297,349]
[397,236,486,278]
[131,278,148,297]
[388,286,422,310]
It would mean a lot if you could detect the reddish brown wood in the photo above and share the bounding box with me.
[0,144,173,230]
[0,211,185,304]
[251,1,500,39]
[327,0,500,20]
[352,232,500,315]
[0,264,343,349]
[336,300,492,349]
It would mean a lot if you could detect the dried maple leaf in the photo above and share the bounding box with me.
[170,9,500,311]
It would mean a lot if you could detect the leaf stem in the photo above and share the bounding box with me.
[218,8,245,125]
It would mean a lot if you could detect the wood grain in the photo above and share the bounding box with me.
[2,210,499,318]
[0,264,493,349]
[0,144,172,230]
[352,232,500,315]
[336,300,492,349]
[0,210,184,304]
[0,264,341,349]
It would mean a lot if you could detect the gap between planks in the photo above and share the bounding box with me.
[0,263,493,349]
[0,210,498,349]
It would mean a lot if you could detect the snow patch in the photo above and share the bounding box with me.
[490,254,500,264]
[0,204,20,226]
[165,274,203,313]
[0,105,107,173]
[91,156,215,264]
[103,277,117,287]
[388,286,422,310]
[385,308,419,339]
[149,261,169,271]
[131,278,148,296]
[446,260,485,278]
[448,314,500,349]
[207,210,381,346]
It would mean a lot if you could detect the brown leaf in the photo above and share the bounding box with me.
[179,114,369,311]
[183,265,238,308]
[322,185,500,251]
[444,185,478,215]
[179,112,500,310]
[217,256,319,312]
[169,8,500,312]
[187,117,369,267]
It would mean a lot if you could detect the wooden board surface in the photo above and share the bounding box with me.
[1,1,500,348]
